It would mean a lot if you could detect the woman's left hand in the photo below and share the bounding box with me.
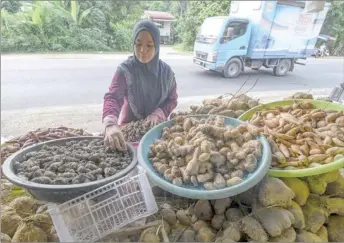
[145,114,159,126]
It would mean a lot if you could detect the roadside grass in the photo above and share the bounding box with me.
[172,43,193,54]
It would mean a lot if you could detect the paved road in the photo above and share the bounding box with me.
[1,54,342,138]
[1,55,343,111]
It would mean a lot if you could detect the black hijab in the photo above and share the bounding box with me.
[118,20,175,119]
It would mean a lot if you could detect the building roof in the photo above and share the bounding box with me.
[144,11,175,21]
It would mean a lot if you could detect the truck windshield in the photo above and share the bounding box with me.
[198,18,226,38]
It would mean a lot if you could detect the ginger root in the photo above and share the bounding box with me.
[149,115,262,190]
[186,148,201,176]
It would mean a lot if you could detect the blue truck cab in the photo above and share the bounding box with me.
[193,1,330,78]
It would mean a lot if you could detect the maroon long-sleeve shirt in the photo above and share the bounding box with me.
[103,70,178,126]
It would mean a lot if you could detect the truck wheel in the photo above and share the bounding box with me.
[273,59,291,76]
[223,58,242,78]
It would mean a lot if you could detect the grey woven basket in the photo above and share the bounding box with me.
[2,136,137,203]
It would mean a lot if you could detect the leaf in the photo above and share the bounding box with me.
[1,179,27,203]
[78,8,92,25]
[71,0,79,24]
[32,6,42,25]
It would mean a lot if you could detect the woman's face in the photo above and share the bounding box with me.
[134,30,155,63]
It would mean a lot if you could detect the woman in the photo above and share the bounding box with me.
[102,20,178,151]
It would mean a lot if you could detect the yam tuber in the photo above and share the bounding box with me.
[281,178,310,206]
[212,198,232,215]
[193,220,209,232]
[176,210,192,226]
[139,227,161,242]
[196,227,216,242]
[327,215,344,242]
[161,208,177,226]
[180,229,195,242]
[253,205,295,237]
[315,226,328,242]
[0,209,22,237]
[211,215,225,230]
[9,196,36,218]
[0,233,11,243]
[225,208,244,222]
[11,222,47,242]
[288,201,306,229]
[306,170,339,195]
[325,171,344,197]
[258,177,295,207]
[296,230,323,242]
[194,200,214,221]
[25,213,53,234]
[269,227,296,242]
[302,196,328,233]
[326,197,344,215]
[220,222,241,242]
[240,216,268,243]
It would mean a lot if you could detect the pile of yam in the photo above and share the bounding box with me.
[121,119,154,142]
[101,171,344,243]
[1,126,92,164]
[170,94,259,119]
[1,196,58,242]
[246,101,344,170]
[149,115,263,190]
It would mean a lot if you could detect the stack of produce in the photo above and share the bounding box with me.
[13,138,132,185]
[284,92,314,100]
[246,101,344,169]
[284,92,333,103]
[101,172,344,243]
[1,137,134,242]
[121,120,154,142]
[170,94,260,119]
[1,196,58,242]
[148,115,262,190]
[1,127,92,164]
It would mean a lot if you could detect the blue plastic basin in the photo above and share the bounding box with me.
[137,115,272,200]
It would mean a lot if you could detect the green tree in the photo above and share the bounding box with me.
[176,0,230,49]
[320,1,344,55]
[0,0,22,13]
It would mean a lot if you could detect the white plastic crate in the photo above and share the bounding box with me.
[47,168,158,242]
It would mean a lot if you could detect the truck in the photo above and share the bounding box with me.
[193,0,330,78]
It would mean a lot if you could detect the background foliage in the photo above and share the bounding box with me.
[1,0,343,55]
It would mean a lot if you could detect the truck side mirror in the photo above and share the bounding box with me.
[219,37,224,44]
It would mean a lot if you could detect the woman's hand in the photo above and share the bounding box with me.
[145,113,160,126]
[104,125,127,151]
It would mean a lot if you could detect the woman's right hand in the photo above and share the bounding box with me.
[104,125,127,151]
